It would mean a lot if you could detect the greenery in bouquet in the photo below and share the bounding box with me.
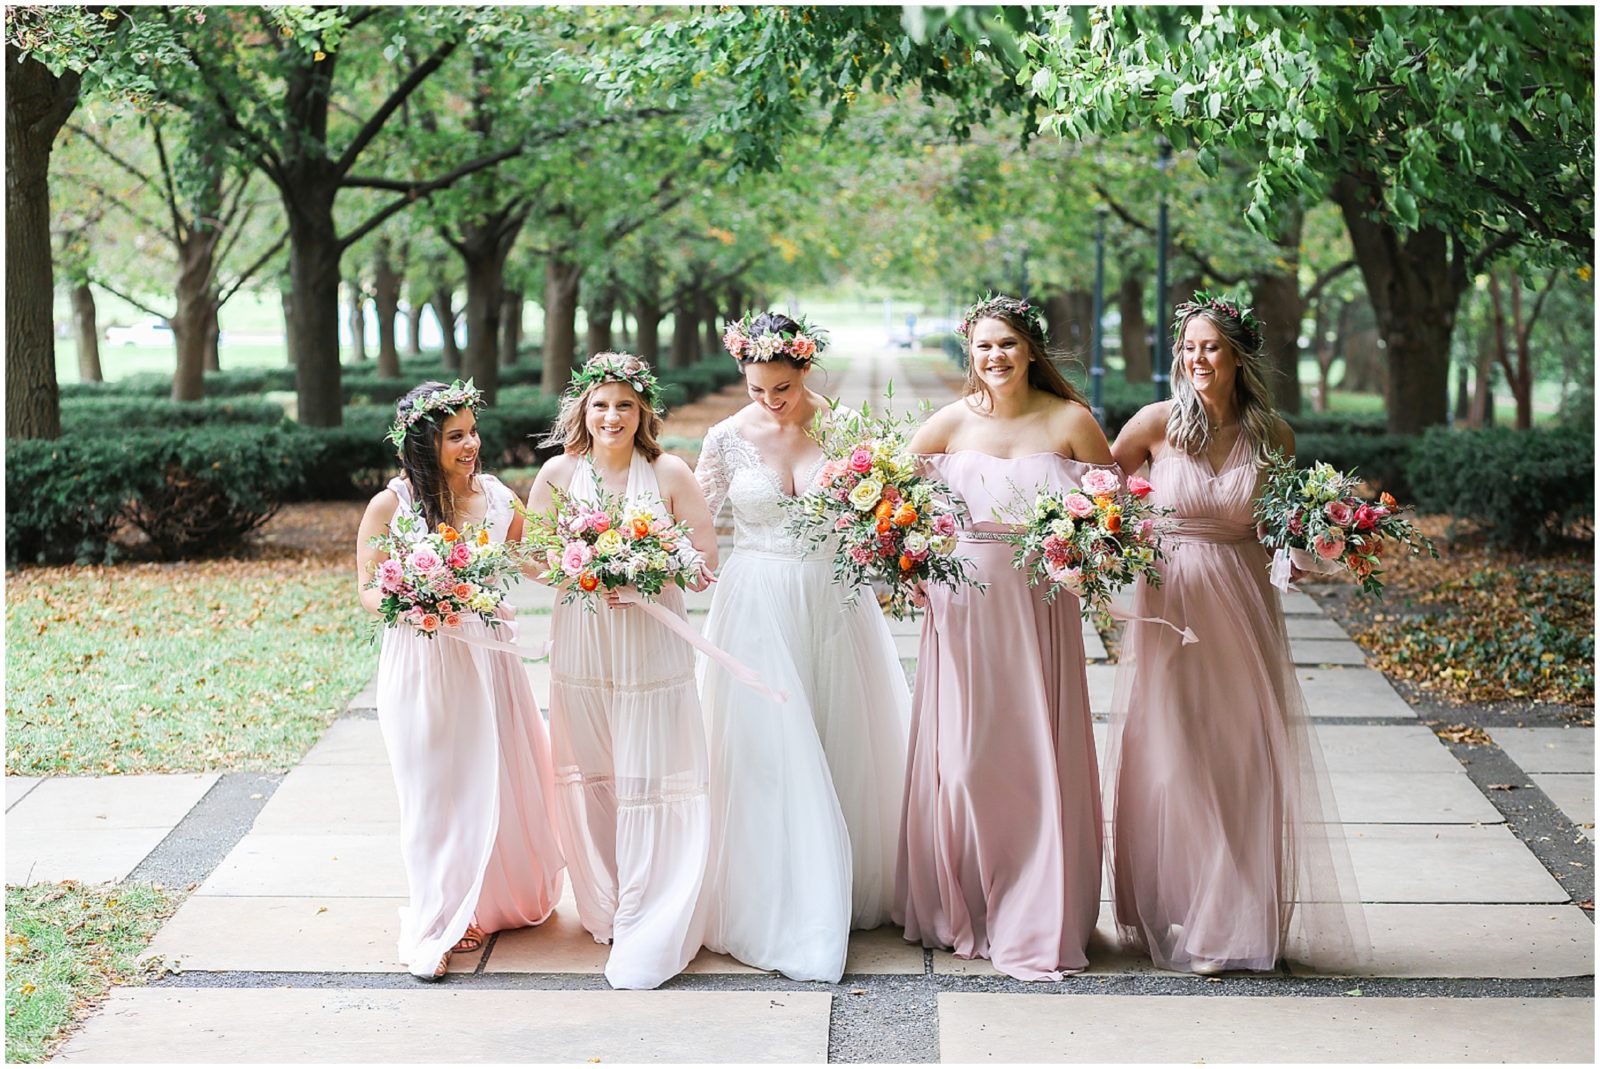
[785,399,982,620]
[1255,453,1438,595]
[999,468,1171,623]
[365,508,523,637]
[520,484,705,610]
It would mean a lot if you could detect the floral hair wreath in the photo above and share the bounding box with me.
[564,352,663,413]
[958,294,1047,342]
[387,378,484,456]
[722,312,829,366]
[1174,290,1264,353]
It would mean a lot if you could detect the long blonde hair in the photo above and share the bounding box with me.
[961,305,1088,411]
[543,352,665,461]
[1165,307,1279,466]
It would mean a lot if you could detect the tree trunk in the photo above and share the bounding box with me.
[1043,292,1072,355]
[281,285,299,366]
[1253,266,1304,414]
[71,283,103,383]
[636,295,663,365]
[500,289,522,367]
[1333,172,1465,434]
[431,288,461,370]
[5,45,79,439]
[346,282,368,362]
[1118,272,1151,383]
[404,300,424,358]
[698,289,721,359]
[1470,318,1496,428]
[1454,360,1471,423]
[202,295,220,373]
[540,253,581,395]
[172,230,217,401]
[585,284,616,354]
[460,246,507,404]
[373,240,401,379]
[670,297,698,369]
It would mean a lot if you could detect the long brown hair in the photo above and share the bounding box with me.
[395,380,482,530]
[1166,305,1280,466]
[962,306,1088,410]
[543,352,665,461]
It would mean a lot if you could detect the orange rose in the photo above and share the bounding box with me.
[875,499,895,522]
[898,554,915,572]
[1380,492,1397,509]
[876,520,892,535]
[439,524,459,542]
[892,505,918,527]
[452,582,473,599]
[1105,512,1122,534]
[578,572,599,592]
[632,519,650,539]
[477,529,490,546]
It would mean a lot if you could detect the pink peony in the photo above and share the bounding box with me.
[407,547,442,573]
[377,558,405,593]
[447,541,471,569]
[1324,500,1355,527]
[1126,475,1153,499]
[931,513,956,537]
[848,447,873,474]
[1313,531,1345,560]
[1353,504,1380,531]
[1082,468,1121,495]
[1064,492,1096,519]
[561,541,592,577]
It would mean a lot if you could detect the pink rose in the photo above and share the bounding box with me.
[404,607,425,626]
[1055,564,1087,598]
[407,547,441,573]
[1287,510,1306,537]
[932,513,957,537]
[1064,492,1095,519]
[792,336,816,359]
[1137,518,1156,541]
[1353,504,1380,531]
[835,516,852,530]
[377,559,405,593]
[546,548,561,570]
[1126,475,1153,499]
[418,613,440,633]
[1324,500,1355,527]
[1313,532,1345,560]
[650,518,669,535]
[452,582,473,600]
[1082,468,1121,496]
[442,612,462,628]
[881,484,902,504]
[561,541,592,577]
[447,542,471,569]
[588,511,611,534]
[848,447,873,474]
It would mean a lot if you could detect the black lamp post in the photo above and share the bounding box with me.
[1152,135,1173,402]
[1090,203,1108,425]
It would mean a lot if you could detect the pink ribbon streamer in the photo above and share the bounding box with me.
[434,617,555,660]
[614,589,790,704]
[1106,604,1199,645]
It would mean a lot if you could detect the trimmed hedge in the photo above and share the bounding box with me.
[61,397,287,436]
[59,360,547,404]
[1294,432,1419,500]
[1406,425,1594,549]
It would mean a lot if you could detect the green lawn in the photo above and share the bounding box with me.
[5,882,178,1063]
[5,560,375,775]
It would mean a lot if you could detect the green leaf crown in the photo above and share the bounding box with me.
[387,379,485,457]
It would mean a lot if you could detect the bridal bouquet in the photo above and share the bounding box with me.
[1254,454,1437,595]
[522,486,705,608]
[366,509,521,637]
[786,404,980,619]
[999,467,1171,622]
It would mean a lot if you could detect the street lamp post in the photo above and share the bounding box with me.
[1152,136,1173,402]
[1090,203,1108,426]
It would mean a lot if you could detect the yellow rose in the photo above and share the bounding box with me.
[596,529,624,555]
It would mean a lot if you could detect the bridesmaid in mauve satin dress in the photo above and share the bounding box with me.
[895,296,1116,981]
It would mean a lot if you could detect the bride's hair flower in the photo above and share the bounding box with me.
[723,311,830,367]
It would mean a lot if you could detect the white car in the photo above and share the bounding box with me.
[104,317,173,347]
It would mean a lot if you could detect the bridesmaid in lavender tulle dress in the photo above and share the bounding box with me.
[1107,295,1367,975]
[895,296,1117,981]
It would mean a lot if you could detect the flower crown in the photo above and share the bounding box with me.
[722,312,829,366]
[958,294,1046,341]
[564,352,662,412]
[1174,290,1263,353]
[387,379,484,456]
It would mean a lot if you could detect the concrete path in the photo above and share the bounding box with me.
[11,343,1593,1063]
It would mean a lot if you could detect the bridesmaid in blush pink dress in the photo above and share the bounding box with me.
[895,296,1115,981]
[355,381,565,980]
[1106,294,1366,975]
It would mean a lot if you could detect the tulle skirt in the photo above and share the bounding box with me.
[698,550,910,981]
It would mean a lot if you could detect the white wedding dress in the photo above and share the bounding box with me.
[694,414,911,982]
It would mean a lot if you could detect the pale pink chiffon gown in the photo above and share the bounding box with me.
[1106,431,1367,973]
[895,451,1107,981]
[375,474,565,978]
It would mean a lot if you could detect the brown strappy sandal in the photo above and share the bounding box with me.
[451,922,486,955]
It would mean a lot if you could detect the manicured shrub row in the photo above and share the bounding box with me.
[1406,425,1593,549]
[59,358,547,404]
[60,396,287,436]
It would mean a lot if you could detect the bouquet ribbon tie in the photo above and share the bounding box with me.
[432,617,557,661]
[1269,546,1346,594]
[1106,604,1199,645]
[613,589,790,704]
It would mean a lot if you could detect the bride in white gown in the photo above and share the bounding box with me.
[694,312,911,982]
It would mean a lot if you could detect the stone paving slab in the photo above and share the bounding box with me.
[1285,616,1351,639]
[1343,824,1570,903]
[301,718,388,766]
[6,826,176,886]
[6,775,41,810]
[1493,727,1594,774]
[59,988,832,1063]
[1295,667,1415,719]
[1287,903,1595,979]
[247,764,398,834]
[1328,771,1503,824]
[200,833,404,898]
[935,993,1595,1063]
[1312,725,1463,774]
[1290,638,1369,666]
[1531,773,1595,838]
[142,896,480,974]
[1278,589,1324,616]
[8,772,218,829]
[931,904,1158,977]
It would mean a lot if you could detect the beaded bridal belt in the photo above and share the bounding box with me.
[955,530,1018,543]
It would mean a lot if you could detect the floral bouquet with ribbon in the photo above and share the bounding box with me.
[998,468,1176,628]
[1255,454,1437,596]
[521,487,705,609]
[786,402,980,620]
[366,509,523,638]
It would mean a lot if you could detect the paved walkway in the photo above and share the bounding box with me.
[8,341,1594,1062]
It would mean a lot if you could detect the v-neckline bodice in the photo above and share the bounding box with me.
[728,421,826,500]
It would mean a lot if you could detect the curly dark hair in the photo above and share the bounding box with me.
[395,380,481,531]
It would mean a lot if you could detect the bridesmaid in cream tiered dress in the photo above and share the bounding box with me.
[1107,294,1366,975]
[526,353,720,990]
[355,380,565,979]
[896,297,1117,981]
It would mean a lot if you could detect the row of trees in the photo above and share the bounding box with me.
[7,6,1592,438]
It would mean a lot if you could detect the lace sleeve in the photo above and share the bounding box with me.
[695,423,733,518]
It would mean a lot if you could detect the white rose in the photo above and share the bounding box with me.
[904,532,929,555]
[848,478,884,512]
